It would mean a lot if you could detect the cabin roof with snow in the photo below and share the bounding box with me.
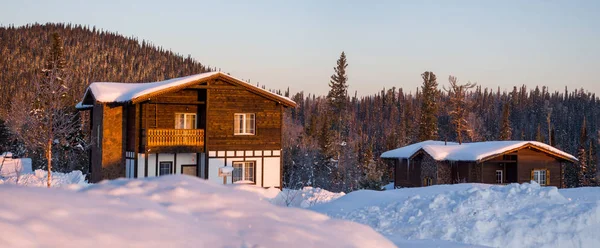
[78,71,296,107]
[381,140,577,163]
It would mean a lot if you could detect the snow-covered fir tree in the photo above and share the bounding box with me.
[500,102,512,140]
[418,71,439,141]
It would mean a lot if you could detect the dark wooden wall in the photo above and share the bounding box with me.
[99,104,126,182]
[142,89,201,129]
[126,105,136,151]
[450,161,473,183]
[517,148,562,187]
[207,79,282,151]
[393,155,424,188]
[481,162,504,184]
[90,104,103,183]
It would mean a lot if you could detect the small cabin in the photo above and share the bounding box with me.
[76,71,296,187]
[381,140,577,188]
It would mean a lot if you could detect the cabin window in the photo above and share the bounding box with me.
[232,161,255,183]
[423,177,433,186]
[159,162,173,176]
[532,169,547,185]
[496,170,503,184]
[234,113,255,135]
[175,113,197,129]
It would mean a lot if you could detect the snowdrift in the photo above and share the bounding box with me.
[235,185,346,208]
[0,175,394,248]
[311,183,600,248]
[0,169,87,187]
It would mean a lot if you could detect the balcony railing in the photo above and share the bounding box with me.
[147,129,204,147]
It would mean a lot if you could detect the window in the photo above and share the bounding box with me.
[232,161,255,183]
[175,113,197,129]
[532,169,547,186]
[159,162,172,176]
[423,177,433,186]
[496,170,503,184]
[234,113,255,135]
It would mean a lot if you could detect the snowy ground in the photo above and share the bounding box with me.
[0,169,87,187]
[238,183,600,247]
[236,185,346,208]
[309,183,600,248]
[0,175,394,248]
[3,171,599,248]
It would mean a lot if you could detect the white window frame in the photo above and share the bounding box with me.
[174,113,197,129]
[496,170,503,184]
[234,113,256,135]
[232,161,255,183]
[533,170,547,186]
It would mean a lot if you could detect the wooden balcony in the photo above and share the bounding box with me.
[144,128,204,153]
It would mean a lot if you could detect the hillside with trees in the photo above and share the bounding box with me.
[0,23,597,191]
[0,23,213,174]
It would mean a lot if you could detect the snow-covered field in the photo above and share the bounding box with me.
[2,171,599,248]
[310,183,600,248]
[238,182,600,248]
[0,175,394,248]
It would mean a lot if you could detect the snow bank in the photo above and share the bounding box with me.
[270,187,346,208]
[0,157,32,178]
[311,183,600,248]
[235,185,346,208]
[0,169,87,187]
[0,175,394,248]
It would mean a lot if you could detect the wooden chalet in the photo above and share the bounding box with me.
[381,140,577,188]
[76,71,296,186]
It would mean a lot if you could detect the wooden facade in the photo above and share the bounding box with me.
[79,72,295,186]
[389,145,575,189]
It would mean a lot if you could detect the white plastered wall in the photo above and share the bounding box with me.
[137,153,198,177]
[176,153,197,175]
[263,157,280,187]
[208,158,225,184]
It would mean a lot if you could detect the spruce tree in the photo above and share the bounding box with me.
[418,71,439,141]
[578,117,588,186]
[588,140,597,186]
[316,114,335,189]
[358,146,383,190]
[499,102,512,140]
[327,52,348,115]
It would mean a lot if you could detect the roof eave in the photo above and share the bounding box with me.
[478,143,577,164]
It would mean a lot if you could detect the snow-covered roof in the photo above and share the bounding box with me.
[381,140,577,162]
[75,101,93,110]
[80,71,296,107]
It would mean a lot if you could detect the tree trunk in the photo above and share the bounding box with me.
[47,138,52,188]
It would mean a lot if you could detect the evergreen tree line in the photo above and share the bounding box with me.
[0,23,212,172]
[283,52,599,192]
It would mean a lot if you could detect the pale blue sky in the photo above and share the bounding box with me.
[2,0,599,96]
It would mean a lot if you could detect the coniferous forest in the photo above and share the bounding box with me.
[1,23,598,192]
